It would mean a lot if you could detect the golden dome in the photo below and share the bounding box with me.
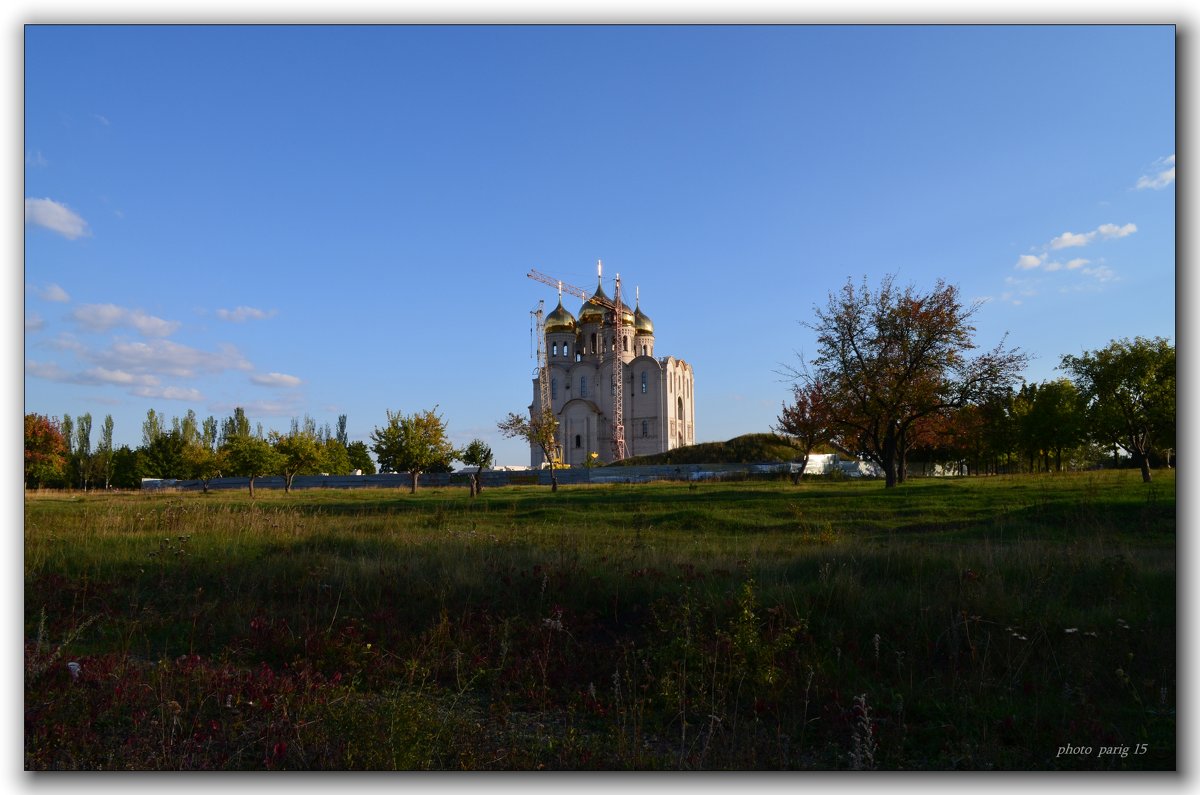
[578,279,610,325]
[634,303,654,336]
[544,297,576,335]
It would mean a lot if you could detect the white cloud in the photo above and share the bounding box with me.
[82,367,159,387]
[94,114,110,126]
[1044,223,1136,252]
[216,306,276,322]
[1082,265,1118,283]
[131,385,205,402]
[251,372,303,388]
[25,313,45,332]
[1043,260,1063,272]
[25,150,48,167]
[1136,154,1175,190]
[71,303,180,337]
[34,283,71,302]
[1065,258,1089,270]
[1097,222,1137,239]
[1016,254,1044,270]
[25,197,90,240]
[1049,230,1094,249]
[89,339,253,378]
[26,360,70,381]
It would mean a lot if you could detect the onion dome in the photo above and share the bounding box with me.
[578,279,610,325]
[544,297,576,335]
[634,302,654,336]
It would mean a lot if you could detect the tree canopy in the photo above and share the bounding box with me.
[1060,336,1175,482]
[370,407,456,493]
[25,413,68,489]
[458,438,494,497]
[798,275,1027,487]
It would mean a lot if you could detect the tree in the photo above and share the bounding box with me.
[97,414,115,489]
[1061,337,1175,483]
[498,406,561,492]
[60,414,74,488]
[139,430,187,479]
[799,275,1027,487]
[774,378,832,482]
[222,434,281,498]
[202,415,219,450]
[110,446,141,489]
[182,441,225,494]
[272,429,323,493]
[141,408,163,448]
[346,441,376,474]
[319,438,352,475]
[370,407,456,493]
[336,414,349,447]
[458,439,493,497]
[220,408,251,447]
[74,412,93,489]
[1014,379,1085,473]
[25,413,68,489]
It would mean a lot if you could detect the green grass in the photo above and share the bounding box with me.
[24,470,1176,770]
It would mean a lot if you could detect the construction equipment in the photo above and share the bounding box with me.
[529,299,562,466]
[528,262,629,461]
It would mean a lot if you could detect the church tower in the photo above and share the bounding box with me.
[528,261,695,468]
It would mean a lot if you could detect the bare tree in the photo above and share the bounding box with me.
[498,407,560,492]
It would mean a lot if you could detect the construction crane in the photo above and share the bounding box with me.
[528,261,630,461]
[528,298,561,466]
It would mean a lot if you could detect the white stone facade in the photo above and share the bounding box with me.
[529,280,695,467]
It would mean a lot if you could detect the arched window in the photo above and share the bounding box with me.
[574,434,582,449]
[590,333,597,354]
[641,371,647,394]
[642,345,647,356]
[623,336,629,352]
[677,396,684,421]
[580,376,588,398]
[552,342,558,357]
[563,342,569,357]
[642,420,648,438]
[551,378,558,401]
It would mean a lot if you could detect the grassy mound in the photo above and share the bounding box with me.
[608,432,822,466]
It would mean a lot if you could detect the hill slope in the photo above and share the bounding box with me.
[607,433,815,467]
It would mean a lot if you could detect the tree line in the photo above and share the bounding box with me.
[24,406,497,498]
[775,275,1175,485]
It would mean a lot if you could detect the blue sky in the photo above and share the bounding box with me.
[23,24,1176,466]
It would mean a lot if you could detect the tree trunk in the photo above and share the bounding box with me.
[248,476,256,498]
[882,430,899,488]
[473,467,483,496]
[285,473,294,494]
[1135,451,1152,483]
[410,471,419,494]
[549,461,558,492]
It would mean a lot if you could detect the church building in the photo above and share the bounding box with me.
[529,267,695,467]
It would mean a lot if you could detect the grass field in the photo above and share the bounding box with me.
[24,470,1176,770]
